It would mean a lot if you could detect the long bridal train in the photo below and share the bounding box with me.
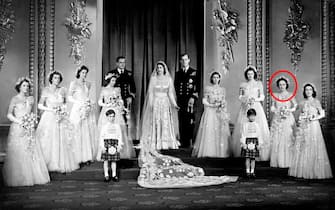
[137,61,238,188]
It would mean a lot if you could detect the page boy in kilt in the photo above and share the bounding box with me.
[240,108,263,178]
[96,109,123,182]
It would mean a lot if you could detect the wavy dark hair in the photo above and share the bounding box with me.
[48,71,63,84]
[303,83,317,98]
[15,79,31,93]
[76,65,89,79]
[276,77,289,89]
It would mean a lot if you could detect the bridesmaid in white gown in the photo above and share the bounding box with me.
[36,71,79,173]
[68,65,97,164]
[192,71,231,158]
[231,65,270,161]
[97,73,135,159]
[2,77,50,186]
[289,83,333,179]
[270,76,297,168]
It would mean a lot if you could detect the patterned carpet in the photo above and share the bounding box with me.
[1,176,335,210]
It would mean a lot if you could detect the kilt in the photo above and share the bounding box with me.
[241,138,259,158]
[101,139,120,161]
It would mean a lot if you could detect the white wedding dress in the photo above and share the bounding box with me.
[137,62,238,188]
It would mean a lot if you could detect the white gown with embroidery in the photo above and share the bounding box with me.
[270,92,296,168]
[138,63,238,188]
[2,96,50,186]
[36,87,79,172]
[192,85,230,157]
[289,99,333,179]
[68,80,97,163]
[97,87,135,159]
[231,81,270,161]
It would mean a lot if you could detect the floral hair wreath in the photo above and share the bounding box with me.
[15,77,32,87]
[302,82,317,92]
[105,72,119,81]
[275,76,290,86]
[209,70,222,79]
[243,65,257,73]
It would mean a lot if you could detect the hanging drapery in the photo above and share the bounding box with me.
[103,0,204,139]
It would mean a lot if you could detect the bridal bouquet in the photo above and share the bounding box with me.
[215,98,230,122]
[53,105,68,123]
[246,97,255,109]
[80,100,93,120]
[297,104,313,128]
[20,113,38,154]
[278,106,290,120]
[106,95,124,109]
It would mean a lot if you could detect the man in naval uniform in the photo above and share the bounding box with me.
[174,53,200,148]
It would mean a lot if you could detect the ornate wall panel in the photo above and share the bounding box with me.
[247,0,254,66]
[29,0,35,96]
[49,0,55,72]
[38,0,47,98]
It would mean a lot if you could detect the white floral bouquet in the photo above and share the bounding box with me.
[53,105,68,123]
[215,98,230,122]
[80,100,92,120]
[279,106,290,120]
[106,95,124,111]
[297,105,313,128]
[20,113,38,154]
[246,97,255,109]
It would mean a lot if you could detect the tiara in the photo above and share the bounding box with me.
[275,76,290,85]
[15,77,32,86]
[105,72,119,80]
[244,65,257,72]
[302,82,317,92]
[209,70,222,79]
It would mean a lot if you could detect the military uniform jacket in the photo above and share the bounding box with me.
[174,67,199,108]
[107,69,136,101]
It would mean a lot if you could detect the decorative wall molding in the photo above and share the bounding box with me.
[329,1,335,124]
[283,0,311,72]
[64,0,92,65]
[264,0,271,122]
[247,0,254,66]
[0,0,15,72]
[211,0,239,74]
[49,0,55,72]
[321,0,329,126]
[29,0,35,96]
[255,0,263,81]
[38,0,47,98]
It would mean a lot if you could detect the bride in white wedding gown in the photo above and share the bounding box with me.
[137,61,238,188]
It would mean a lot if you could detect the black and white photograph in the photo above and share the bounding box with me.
[0,0,334,209]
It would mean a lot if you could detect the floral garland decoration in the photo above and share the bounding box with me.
[64,0,92,65]
[211,0,239,74]
[283,0,311,72]
[0,0,15,71]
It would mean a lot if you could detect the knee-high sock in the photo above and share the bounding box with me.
[111,162,117,177]
[103,161,109,177]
